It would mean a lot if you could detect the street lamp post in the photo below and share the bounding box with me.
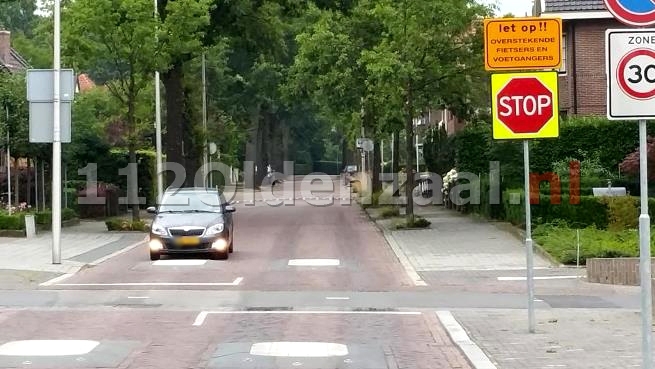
[154,0,163,202]
[51,0,62,264]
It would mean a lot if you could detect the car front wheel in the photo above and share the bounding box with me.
[211,250,228,260]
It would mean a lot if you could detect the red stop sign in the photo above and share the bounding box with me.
[496,77,554,134]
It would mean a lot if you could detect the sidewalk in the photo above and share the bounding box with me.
[451,308,652,369]
[367,204,552,272]
[0,221,146,277]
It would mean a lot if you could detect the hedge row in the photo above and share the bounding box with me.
[452,117,653,186]
[462,176,650,230]
[0,208,78,230]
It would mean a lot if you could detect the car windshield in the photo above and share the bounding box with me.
[157,191,222,213]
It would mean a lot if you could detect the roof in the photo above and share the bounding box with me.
[0,48,29,72]
[544,0,606,12]
[76,73,96,92]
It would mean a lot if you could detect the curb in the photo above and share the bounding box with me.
[38,235,148,287]
[361,206,428,287]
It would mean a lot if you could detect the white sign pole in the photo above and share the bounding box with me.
[154,0,163,203]
[52,0,62,264]
[639,119,653,369]
[523,139,535,333]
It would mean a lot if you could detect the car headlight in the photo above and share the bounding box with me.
[205,224,224,236]
[151,223,167,236]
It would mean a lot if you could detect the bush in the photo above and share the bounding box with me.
[598,196,639,231]
[105,218,148,232]
[533,223,648,265]
[394,216,431,229]
[34,208,78,225]
[0,214,24,230]
[380,206,400,218]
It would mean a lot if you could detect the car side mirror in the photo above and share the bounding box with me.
[225,205,236,213]
[146,206,157,214]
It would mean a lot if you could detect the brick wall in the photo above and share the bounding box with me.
[560,18,624,116]
[587,258,655,285]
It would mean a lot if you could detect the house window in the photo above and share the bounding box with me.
[559,33,567,74]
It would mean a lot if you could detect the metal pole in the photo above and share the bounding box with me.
[415,133,419,173]
[202,52,208,187]
[576,229,580,269]
[381,140,384,175]
[391,133,394,174]
[41,160,45,210]
[523,139,535,333]
[63,163,67,208]
[154,0,163,203]
[52,0,62,264]
[34,158,38,212]
[5,106,10,215]
[638,119,653,369]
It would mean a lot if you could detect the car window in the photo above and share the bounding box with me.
[158,191,222,213]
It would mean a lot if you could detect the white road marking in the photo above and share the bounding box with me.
[384,232,428,286]
[0,340,99,356]
[58,277,243,287]
[39,273,75,286]
[436,311,498,369]
[288,259,340,266]
[192,310,422,326]
[89,236,148,266]
[250,342,348,357]
[127,296,150,299]
[497,276,581,281]
[152,259,207,266]
[534,299,544,302]
[326,297,350,300]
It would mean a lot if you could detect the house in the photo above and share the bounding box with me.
[536,0,620,116]
[0,30,29,72]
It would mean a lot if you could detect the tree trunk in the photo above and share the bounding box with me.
[392,129,400,197]
[405,90,415,223]
[255,112,267,187]
[127,94,140,222]
[183,84,200,187]
[162,62,185,188]
[244,106,261,189]
[13,157,18,206]
[372,139,382,193]
[26,159,31,205]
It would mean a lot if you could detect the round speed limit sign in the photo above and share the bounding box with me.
[617,48,655,100]
[607,29,655,120]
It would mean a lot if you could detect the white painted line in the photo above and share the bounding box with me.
[39,273,75,286]
[534,299,544,302]
[127,296,150,299]
[58,277,243,287]
[152,259,207,266]
[497,276,581,281]
[288,259,340,266]
[437,311,497,369]
[385,233,428,286]
[326,297,350,300]
[192,310,421,326]
[250,342,348,357]
[0,340,99,356]
[89,236,148,266]
[193,311,208,326]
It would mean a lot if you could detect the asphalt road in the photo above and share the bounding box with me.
[0,179,641,368]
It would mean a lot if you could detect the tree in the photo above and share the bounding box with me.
[620,138,655,181]
[0,0,37,35]
[63,0,162,220]
[360,0,491,222]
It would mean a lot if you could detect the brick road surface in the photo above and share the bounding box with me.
[0,309,473,369]
[452,308,654,369]
[47,184,414,292]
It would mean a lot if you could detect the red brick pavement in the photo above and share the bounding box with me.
[0,309,472,369]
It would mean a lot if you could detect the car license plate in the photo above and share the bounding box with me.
[177,236,200,246]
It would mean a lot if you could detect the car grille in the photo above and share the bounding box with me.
[168,227,205,236]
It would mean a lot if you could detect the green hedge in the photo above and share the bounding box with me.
[105,218,148,232]
[453,117,654,184]
[0,208,78,230]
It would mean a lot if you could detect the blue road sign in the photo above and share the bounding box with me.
[604,0,655,26]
